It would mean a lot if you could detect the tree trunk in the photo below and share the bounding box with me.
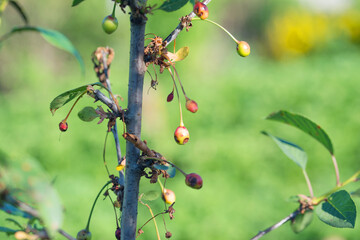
[120,13,147,240]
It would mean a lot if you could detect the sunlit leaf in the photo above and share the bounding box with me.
[158,0,189,12]
[142,190,160,201]
[116,164,125,172]
[266,110,333,154]
[72,0,85,7]
[291,210,313,233]
[78,106,99,122]
[0,26,85,75]
[316,190,356,228]
[168,46,190,62]
[9,1,28,24]
[262,131,307,170]
[50,85,87,115]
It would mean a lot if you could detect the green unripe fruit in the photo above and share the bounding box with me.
[102,15,118,34]
[237,41,250,57]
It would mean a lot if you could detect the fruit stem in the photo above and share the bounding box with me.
[167,68,184,126]
[138,199,161,240]
[85,180,112,231]
[111,0,117,18]
[103,131,111,176]
[63,91,86,122]
[193,18,239,44]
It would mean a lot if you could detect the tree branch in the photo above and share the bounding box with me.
[163,0,212,47]
[250,210,300,240]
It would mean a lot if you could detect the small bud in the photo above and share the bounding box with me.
[165,231,172,238]
[77,229,92,240]
[162,189,176,204]
[185,173,203,189]
[174,126,190,145]
[167,91,174,102]
[59,121,68,132]
[115,227,121,240]
[237,41,250,57]
[186,99,198,113]
[193,2,209,20]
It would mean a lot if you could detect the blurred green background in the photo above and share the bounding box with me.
[1,0,360,239]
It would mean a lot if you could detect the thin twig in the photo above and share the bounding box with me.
[122,132,156,157]
[58,229,77,240]
[163,0,212,47]
[250,210,300,240]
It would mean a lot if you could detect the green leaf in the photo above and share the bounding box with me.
[0,226,17,234]
[167,165,176,178]
[78,107,99,122]
[9,1,28,24]
[50,85,87,115]
[262,131,307,170]
[72,0,85,7]
[315,190,356,228]
[291,210,313,233]
[189,0,195,6]
[0,203,32,218]
[142,190,160,201]
[266,110,334,154]
[0,26,85,75]
[153,164,169,171]
[158,0,189,12]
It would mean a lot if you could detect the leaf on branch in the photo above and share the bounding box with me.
[291,210,313,233]
[0,226,17,235]
[167,165,176,178]
[153,164,169,171]
[167,46,190,62]
[262,131,307,170]
[158,0,189,12]
[0,203,32,219]
[0,26,85,75]
[142,190,160,201]
[315,190,356,228]
[266,110,333,154]
[189,0,196,6]
[72,0,85,7]
[50,85,87,115]
[9,1,28,25]
[78,106,99,122]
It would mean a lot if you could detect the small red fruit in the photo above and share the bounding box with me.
[165,231,172,238]
[59,121,68,132]
[76,229,92,240]
[186,99,198,113]
[167,91,174,102]
[174,126,189,145]
[162,189,176,204]
[237,41,250,57]
[185,173,203,189]
[193,2,209,20]
[115,227,121,240]
[102,15,118,34]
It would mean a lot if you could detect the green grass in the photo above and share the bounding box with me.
[1,1,360,239]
